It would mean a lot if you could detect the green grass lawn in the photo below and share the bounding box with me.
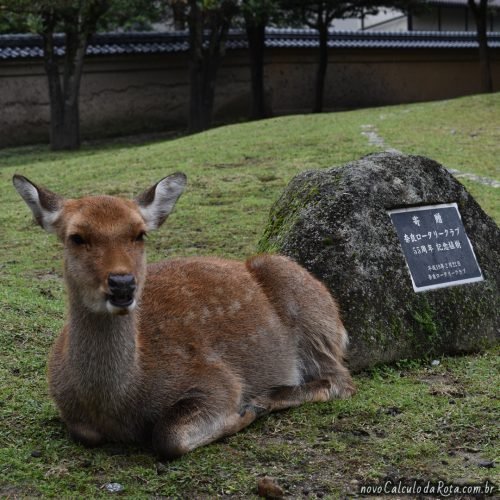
[0,93,499,498]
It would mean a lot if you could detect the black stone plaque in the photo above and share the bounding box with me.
[388,203,484,292]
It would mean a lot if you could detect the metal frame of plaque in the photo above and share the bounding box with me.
[388,203,484,292]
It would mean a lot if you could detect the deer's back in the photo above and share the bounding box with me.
[138,256,302,397]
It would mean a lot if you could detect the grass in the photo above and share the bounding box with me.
[0,93,499,498]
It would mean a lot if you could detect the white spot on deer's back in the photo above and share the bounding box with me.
[229,301,241,314]
[243,290,255,303]
[286,300,299,319]
[205,351,222,364]
[200,307,210,324]
[183,311,195,326]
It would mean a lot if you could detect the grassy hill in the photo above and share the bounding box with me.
[0,93,498,497]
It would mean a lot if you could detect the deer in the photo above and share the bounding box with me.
[12,173,355,459]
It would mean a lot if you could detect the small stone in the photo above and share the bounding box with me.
[156,462,168,475]
[351,429,370,437]
[431,360,440,367]
[383,406,402,416]
[257,476,284,498]
[103,482,124,493]
[477,460,495,468]
[31,450,42,458]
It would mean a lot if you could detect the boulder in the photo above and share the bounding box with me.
[258,152,499,371]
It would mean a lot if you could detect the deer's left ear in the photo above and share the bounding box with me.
[12,175,63,233]
[135,173,187,230]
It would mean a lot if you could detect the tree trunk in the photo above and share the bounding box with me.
[49,94,81,150]
[42,40,81,150]
[245,17,268,120]
[188,0,208,133]
[188,62,204,133]
[468,0,493,93]
[44,30,88,150]
[42,29,65,149]
[313,23,328,113]
[187,0,234,134]
[46,56,83,151]
[189,58,218,132]
[172,0,187,30]
[39,3,108,150]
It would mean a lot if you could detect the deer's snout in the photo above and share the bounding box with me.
[107,274,137,310]
[108,274,136,294]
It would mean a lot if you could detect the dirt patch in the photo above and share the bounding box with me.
[418,372,467,398]
[0,486,40,498]
[33,270,61,281]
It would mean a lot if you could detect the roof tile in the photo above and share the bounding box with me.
[0,29,499,60]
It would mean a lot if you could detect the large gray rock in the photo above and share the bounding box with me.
[258,152,499,371]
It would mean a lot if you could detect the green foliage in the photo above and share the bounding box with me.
[412,312,437,339]
[99,0,166,32]
[0,0,164,34]
[0,9,29,32]
[0,94,499,496]
[241,0,282,25]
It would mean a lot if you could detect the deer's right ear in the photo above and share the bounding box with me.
[12,175,63,233]
[135,173,187,231]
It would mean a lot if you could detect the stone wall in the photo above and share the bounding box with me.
[1,46,499,147]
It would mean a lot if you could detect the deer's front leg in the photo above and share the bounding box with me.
[152,396,261,460]
[67,422,104,447]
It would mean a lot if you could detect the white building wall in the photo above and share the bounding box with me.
[334,5,499,32]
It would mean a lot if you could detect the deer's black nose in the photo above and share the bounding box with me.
[108,274,136,296]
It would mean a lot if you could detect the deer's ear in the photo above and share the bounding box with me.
[13,175,63,233]
[135,173,187,230]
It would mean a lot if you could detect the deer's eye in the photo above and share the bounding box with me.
[69,234,86,246]
[135,231,147,242]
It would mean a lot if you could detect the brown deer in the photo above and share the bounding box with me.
[13,173,355,459]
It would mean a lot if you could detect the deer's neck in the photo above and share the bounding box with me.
[67,303,140,400]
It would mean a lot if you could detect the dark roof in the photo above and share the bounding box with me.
[1,29,499,60]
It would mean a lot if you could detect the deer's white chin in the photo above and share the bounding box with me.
[106,299,137,315]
